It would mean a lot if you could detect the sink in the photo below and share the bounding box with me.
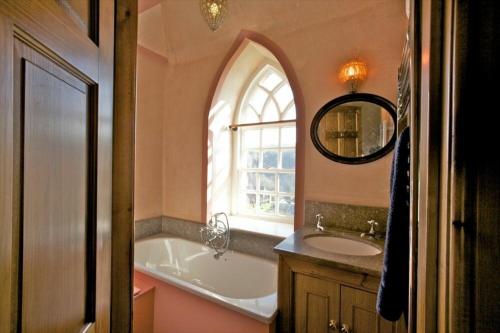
[303,235,381,256]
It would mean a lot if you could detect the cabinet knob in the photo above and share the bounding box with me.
[328,319,338,330]
[340,323,351,333]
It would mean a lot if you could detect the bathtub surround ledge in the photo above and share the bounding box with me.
[134,216,163,240]
[135,216,285,261]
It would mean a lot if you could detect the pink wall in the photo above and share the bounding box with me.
[134,271,273,333]
[134,46,167,220]
[134,0,408,222]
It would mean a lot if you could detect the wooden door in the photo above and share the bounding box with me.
[321,106,360,157]
[294,273,340,333]
[0,1,114,332]
[340,286,402,333]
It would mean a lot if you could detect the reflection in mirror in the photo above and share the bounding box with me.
[318,101,394,158]
[311,93,396,164]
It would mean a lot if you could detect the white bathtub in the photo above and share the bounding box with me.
[134,236,277,323]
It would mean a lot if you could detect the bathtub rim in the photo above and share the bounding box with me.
[134,234,278,324]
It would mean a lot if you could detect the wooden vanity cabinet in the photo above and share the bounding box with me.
[278,255,404,333]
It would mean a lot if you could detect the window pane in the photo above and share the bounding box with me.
[281,127,296,146]
[262,100,280,122]
[275,83,294,111]
[259,194,276,213]
[242,129,260,148]
[279,196,295,216]
[244,150,260,168]
[262,128,279,147]
[242,193,256,211]
[248,87,268,112]
[282,150,296,169]
[239,106,259,123]
[260,173,275,191]
[279,174,295,193]
[282,105,296,120]
[263,150,278,169]
[259,71,282,91]
[243,172,256,190]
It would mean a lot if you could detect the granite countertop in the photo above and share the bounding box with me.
[273,227,385,277]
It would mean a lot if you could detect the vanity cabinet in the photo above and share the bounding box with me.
[278,255,404,333]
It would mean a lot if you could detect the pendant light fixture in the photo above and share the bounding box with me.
[200,0,228,31]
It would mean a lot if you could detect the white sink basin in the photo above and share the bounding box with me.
[304,235,381,256]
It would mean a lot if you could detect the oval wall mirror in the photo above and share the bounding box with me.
[310,93,397,164]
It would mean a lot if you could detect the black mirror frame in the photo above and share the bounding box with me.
[310,93,397,164]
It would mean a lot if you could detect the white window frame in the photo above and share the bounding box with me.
[230,64,296,224]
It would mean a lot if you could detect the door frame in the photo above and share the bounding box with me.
[111,0,138,332]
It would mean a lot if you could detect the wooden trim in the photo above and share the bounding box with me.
[408,1,421,332]
[0,0,99,81]
[86,84,99,324]
[436,0,454,331]
[281,255,372,290]
[0,14,14,333]
[415,0,445,331]
[95,0,115,331]
[277,256,294,332]
[111,1,138,332]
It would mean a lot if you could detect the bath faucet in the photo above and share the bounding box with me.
[361,220,379,239]
[200,212,230,259]
[315,213,325,232]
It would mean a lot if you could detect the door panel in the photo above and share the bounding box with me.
[56,0,95,37]
[340,286,402,333]
[21,45,92,333]
[295,273,340,333]
[0,1,115,332]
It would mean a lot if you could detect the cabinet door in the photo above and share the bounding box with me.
[295,273,340,333]
[340,286,403,333]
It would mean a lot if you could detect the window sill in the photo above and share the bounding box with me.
[229,215,294,238]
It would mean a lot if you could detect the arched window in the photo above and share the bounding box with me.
[232,65,296,222]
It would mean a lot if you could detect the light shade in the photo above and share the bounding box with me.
[339,60,368,93]
[200,0,228,32]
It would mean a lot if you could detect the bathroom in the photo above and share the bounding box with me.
[133,0,406,332]
[0,1,498,333]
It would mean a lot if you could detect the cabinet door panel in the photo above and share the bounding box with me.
[340,286,403,333]
[295,274,340,333]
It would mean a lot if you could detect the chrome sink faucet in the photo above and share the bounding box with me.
[361,220,379,239]
[315,213,325,232]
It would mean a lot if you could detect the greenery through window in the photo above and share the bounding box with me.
[235,65,296,221]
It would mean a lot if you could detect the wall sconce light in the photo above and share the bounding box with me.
[200,0,228,32]
[339,59,368,93]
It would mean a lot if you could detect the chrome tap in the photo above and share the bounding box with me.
[361,220,379,239]
[315,213,325,232]
[200,212,230,259]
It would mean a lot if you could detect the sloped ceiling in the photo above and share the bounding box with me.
[138,0,402,64]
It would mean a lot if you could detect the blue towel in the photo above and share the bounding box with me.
[377,127,410,323]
